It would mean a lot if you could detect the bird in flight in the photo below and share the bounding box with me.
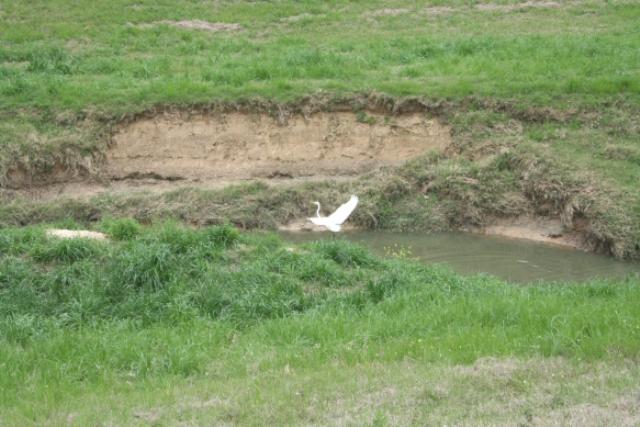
[308,195,359,232]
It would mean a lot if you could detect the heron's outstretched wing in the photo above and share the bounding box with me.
[308,216,342,232]
[328,195,359,225]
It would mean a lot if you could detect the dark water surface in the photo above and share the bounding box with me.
[280,231,640,283]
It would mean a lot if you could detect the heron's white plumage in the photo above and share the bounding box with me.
[308,195,359,232]
[327,195,358,225]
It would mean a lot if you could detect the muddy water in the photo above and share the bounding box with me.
[280,231,640,283]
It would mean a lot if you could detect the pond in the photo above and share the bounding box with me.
[280,231,640,283]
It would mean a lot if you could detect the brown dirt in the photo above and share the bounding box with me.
[130,20,242,32]
[471,216,587,250]
[423,6,456,16]
[279,13,316,23]
[476,1,561,12]
[421,1,564,16]
[454,356,538,379]
[107,111,451,183]
[0,60,29,70]
[365,8,411,18]
[1,95,624,257]
[1,175,363,204]
[0,95,590,193]
[158,20,242,32]
[533,397,640,427]
[278,219,359,233]
[64,38,91,54]
[5,159,92,190]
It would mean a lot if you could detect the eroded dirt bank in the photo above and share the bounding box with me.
[107,111,450,182]
[0,95,581,192]
[1,97,637,260]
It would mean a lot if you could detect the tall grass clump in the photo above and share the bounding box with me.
[108,241,174,292]
[99,217,141,241]
[310,239,378,268]
[0,222,639,366]
[30,237,105,264]
[0,227,48,257]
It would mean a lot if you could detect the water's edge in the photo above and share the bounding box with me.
[279,231,640,283]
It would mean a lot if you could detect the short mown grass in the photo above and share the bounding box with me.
[1,222,639,424]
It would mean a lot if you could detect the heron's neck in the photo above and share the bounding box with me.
[315,203,321,217]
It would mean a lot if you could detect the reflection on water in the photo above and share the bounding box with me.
[280,231,640,283]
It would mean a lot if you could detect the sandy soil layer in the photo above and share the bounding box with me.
[107,112,451,182]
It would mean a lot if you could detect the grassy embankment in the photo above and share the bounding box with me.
[1,1,640,257]
[1,221,639,424]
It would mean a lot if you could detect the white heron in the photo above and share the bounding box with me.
[308,195,359,232]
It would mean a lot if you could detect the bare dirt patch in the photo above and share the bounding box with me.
[454,356,535,378]
[0,60,29,70]
[476,1,561,13]
[131,20,242,32]
[279,219,359,233]
[279,13,316,23]
[296,358,640,426]
[107,112,450,183]
[533,397,640,427]
[420,1,565,17]
[364,8,411,18]
[472,216,586,249]
[64,38,91,54]
[423,6,456,16]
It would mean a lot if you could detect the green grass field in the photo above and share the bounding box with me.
[2,1,640,424]
[1,0,639,109]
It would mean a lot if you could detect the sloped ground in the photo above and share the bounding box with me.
[1,97,638,259]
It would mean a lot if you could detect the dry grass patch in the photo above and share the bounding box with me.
[50,358,639,426]
[364,8,411,18]
[129,20,242,32]
[476,1,561,13]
